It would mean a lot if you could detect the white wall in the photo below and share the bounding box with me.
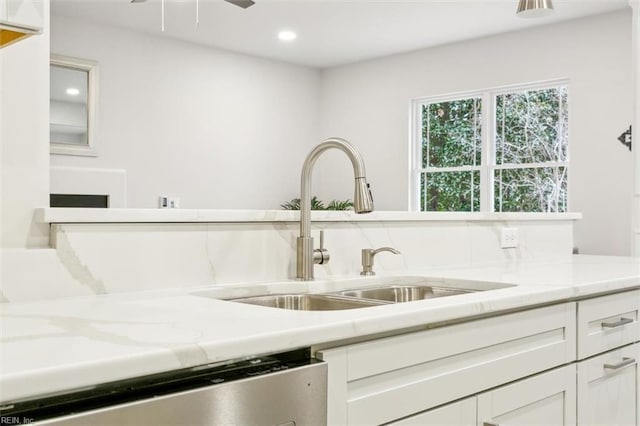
[49,11,634,256]
[318,11,633,257]
[1,1,50,248]
[50,166,127,208]
[50,15,320,209]
[632,1,640,256]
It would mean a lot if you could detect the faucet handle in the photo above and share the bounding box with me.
[361,246,400,276]
[314,230,330,265]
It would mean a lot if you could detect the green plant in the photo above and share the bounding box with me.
[280,197,353,211]
[326,199,354,211]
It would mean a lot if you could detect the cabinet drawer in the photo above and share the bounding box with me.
[577,343,639,426]
[577,290,640,359]
[388,397,476,426]
[319,303,576,425]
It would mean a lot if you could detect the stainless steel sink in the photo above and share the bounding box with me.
[196,276,516,311]
[332,285,476,302]
[229,294,388,311]
[227,285,477,310]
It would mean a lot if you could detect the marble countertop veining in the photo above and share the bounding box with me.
[1,255,639,403]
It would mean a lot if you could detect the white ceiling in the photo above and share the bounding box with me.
[51,0,630,68]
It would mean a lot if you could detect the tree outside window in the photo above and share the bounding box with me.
[414,82,569,213]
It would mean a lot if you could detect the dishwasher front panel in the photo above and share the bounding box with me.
[34,361,327,426]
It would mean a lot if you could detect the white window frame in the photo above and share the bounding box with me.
[409,78,570,213]
[50,54,99,157]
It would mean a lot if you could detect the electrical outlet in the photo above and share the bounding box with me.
[159,196,180,209]
[159,196,169,209]
[501,227,519,249]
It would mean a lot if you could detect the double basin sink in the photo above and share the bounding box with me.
[195,276,514,312]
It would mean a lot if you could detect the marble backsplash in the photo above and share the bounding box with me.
[1,215,575,302]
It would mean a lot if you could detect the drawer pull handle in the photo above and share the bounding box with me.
[604,357,636,370]
[601,317,634,328]
[483,423,499,426]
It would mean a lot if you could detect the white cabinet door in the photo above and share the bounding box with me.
[389,398,476,426]
[577,343,639,426]
[478,365,576,426]
[0,0,42,48]
[0,0,42,28]
[391,365,577,426]
[318,303,576,425]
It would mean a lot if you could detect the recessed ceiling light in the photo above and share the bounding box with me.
[66,88,80,96]
[278,30,297,42]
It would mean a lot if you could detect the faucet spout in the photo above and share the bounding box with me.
[297,138,374,280]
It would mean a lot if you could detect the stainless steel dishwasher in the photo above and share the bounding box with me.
[1,348,327,426]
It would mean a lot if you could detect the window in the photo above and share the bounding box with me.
[412,81,568,213]
[50,54,99,157]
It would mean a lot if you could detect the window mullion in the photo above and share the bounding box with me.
[480,92,494,212]
[494,161,569,170]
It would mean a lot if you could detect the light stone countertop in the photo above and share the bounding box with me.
[1,255,639,403]
[35,208,582,223]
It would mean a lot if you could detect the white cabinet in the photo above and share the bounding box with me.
[0,0,43,48]
[0,0,42,28]
[389,397,476,426]
[317,303,576,425]
[577,290,640,359]
[478,365,576,426]
[390,365,577,426]
[577,343,639,425]
[317,289,640,426]
[576,290,640,426]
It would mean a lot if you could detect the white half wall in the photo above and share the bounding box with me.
[319,11,634,257]
[50,15,321,210]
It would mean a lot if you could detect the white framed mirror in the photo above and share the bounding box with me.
[50,54,98,156]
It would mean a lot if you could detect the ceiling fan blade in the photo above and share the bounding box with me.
[225,0,255,9]
[131,0,255,8]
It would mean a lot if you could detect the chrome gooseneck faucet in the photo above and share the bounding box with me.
[297,138,374,280]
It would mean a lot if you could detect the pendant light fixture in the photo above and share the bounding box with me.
[516,0,554,18]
